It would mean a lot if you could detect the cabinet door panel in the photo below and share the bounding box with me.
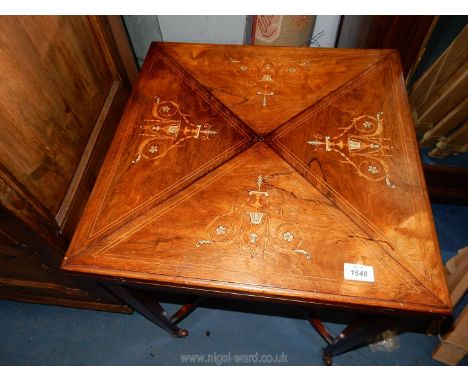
[0,16,118,217]
[18,16,114,133]
[0,16,134,312]
[0,17,82,214]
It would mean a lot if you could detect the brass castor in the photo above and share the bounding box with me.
[322,350,333,366]
[177,328,189,337]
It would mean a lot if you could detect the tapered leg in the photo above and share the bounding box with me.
[321,315,398,365]
[106,284,189,337]
[305,310,335,345]
[171,297,204,325]
[305,309,400,365]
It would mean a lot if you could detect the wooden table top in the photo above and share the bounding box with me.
[63,42,451,317]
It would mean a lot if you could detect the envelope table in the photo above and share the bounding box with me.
[62,42,451,365]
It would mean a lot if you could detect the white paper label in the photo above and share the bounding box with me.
[344,263,374,282]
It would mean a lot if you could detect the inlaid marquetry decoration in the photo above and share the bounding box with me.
[160,43,389,135]
[132,96,218,164]
[196,175,311,259]
[63,43,452,319]
[228,57,311,108]
[306,112,395,188]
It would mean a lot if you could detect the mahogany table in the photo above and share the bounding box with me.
[62,42,451,365]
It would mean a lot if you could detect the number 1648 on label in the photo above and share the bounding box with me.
[344,263,375,282]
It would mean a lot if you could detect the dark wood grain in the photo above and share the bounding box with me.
[63,42,451,318]
[336,16,436,77]
[423,164,468,205]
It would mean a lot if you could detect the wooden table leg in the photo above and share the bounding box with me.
[171,297,204,325]
[321,315,399,365]
[105,284,189,337]
[305,310,335,345]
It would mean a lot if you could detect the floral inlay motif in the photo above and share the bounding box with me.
[363,121,373,129]
[368,165,379,174]
[283,231,294,242]
[132,96,218,164]
[227,57,312,108]
[307,112,395,188]
[216,226,227,235]
[196,175,311,260]
[148,145,159,154]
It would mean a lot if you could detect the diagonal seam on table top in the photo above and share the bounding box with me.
[76,44,257,251]
[63,144,445,310]
[265,52,449,307]
[64,142,265,263]
[63,45,449,311]
[74,44,392,250]
[158,42,391,136]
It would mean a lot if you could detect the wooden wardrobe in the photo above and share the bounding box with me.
[0,16,137,312]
